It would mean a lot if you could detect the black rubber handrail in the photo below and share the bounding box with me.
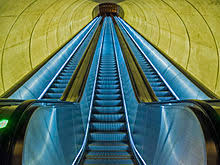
[0,99,36,165]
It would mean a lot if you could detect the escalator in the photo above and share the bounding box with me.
[41,18,101,100]
[115,17,177,102]
[80,17,137,165]
[0,14,219,165]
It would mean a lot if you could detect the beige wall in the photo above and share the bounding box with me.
[0,0,219,97]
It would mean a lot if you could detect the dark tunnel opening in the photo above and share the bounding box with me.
[92,3,124,18]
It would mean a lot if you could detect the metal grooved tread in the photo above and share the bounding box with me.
[81,17,136,165]
[116,18,176,102]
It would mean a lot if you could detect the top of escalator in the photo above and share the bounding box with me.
[92,3,124,18]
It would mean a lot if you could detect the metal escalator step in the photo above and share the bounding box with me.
[152,86,168,91]
[60,72,73,76]
[93,106,123,114]
[57,75,71,80]
[91,114,124,122]
[67,61,76,64]
[43,93,62,99]
[89,132,127,142]
[51,83,67,88]
[97,80,118,85]
[86,151,131,158]
[90,122,125,131]
[150,82,164,87]
[96,89,120,94]
[99,73,118,77]
[99,70,117,74]
[144,73,158,78]
[100,62,115,64]
[53,79,69,84]
[65,66,74,70]
[62,70,74,73]
[146,78,161,82]
[100,63,116,66]
[98,76,118,80]
[94,100,122,106]
[100,66,116,69]
[83,158,134,165]
[143,68,154,72]
[97,84,120,89]
[95,94,121,100]
[87,142,129,151]
[47,88,65,93]
[154,90,172,97]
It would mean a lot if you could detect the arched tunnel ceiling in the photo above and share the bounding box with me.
[0,0,219,97]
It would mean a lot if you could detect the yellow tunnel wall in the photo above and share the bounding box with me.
[0,0,219,97]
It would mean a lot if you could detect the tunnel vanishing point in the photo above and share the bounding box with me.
[0,1,219,165]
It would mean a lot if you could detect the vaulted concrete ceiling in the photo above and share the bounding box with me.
[0,0,219,97]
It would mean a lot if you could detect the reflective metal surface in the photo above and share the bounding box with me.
[22,102,84,165]
[132,103,207,165]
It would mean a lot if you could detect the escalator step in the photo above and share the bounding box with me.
[93,106,123,114]
[98,77,118,80]
[89,132,127,142]
[86,151,131,158]
[51,83,67,88]
[97,84,120,89]
[95,94,121,100]
[57,75,71,80]
[97,80,118,85]
[152,86,168,91]
[47,88,65,93]
[53,79,69,84]
[144,74,158,78]
[99,70,117,74]
[60,72,73,76]
[43,93,62,99]
[87,142,129,151]
[90,122,125,131]
[62,70,74,73]
[94,100,122,106]
[147,78,161,82]
[99,73,118,77]
[154,91,172,97]
[83,158,134,165]
[91,114,124,122]
[150,82,164,87]
[96,89,120,94]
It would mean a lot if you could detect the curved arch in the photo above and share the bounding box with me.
[1,0,38,91]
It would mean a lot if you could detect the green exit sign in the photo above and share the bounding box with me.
[0,119,8,129]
